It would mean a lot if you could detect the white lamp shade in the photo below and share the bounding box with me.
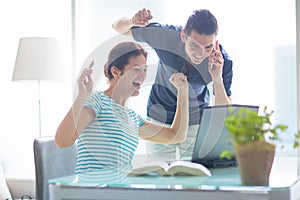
[12,37,64,81]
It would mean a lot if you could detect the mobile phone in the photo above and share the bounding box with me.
[210,38,217,69]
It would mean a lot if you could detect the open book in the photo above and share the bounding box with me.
[127,160,211,176]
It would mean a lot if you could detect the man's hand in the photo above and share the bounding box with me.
[208,40,224,81]
[131,8,153,26]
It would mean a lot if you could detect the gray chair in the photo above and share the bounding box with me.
[33,136,77,200]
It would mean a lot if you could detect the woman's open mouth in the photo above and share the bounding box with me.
[132,81,141,89]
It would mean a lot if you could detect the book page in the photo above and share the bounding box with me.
[167,161,211,176]
[128,161,169,176]
[128,160,212,176]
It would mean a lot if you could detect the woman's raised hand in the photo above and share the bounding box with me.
[77,61,94,98]
[169,72,188,91]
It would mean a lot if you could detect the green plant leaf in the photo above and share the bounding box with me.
[224,106,287,145]
[293,131,300,148]
[220,150,233,160]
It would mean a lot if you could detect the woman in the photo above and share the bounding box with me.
[55,42,189,174]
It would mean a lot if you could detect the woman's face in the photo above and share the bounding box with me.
[118,54,147,97]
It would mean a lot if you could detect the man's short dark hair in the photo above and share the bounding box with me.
[184,9,218,36]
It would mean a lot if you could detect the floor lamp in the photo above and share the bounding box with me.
[12,37,64,137]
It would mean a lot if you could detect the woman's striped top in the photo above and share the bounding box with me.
[75,91,145,174]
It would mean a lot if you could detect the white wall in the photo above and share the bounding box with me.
[0,0,72,179]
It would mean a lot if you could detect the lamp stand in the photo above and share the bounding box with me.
[38,80,41,137]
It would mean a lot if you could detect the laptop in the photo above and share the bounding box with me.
[191,104,259,168]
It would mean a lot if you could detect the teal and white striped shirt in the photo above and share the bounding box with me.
[75,91,145,174]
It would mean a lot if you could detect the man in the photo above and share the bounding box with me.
[113,8,233,161]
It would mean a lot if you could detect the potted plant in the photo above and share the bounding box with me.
[220,106,300,186]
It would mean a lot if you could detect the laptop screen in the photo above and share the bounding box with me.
[191,104,259,168]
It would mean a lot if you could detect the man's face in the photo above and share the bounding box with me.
[181,30,216,65]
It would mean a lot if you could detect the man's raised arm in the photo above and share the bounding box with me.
[112,8,153,35]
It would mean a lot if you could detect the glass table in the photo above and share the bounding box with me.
[49,157,300,200]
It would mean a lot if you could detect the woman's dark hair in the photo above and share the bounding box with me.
[184,9,218,36]
[104,42,147,80]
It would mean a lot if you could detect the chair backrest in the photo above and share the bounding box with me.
[33,136,77,200]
